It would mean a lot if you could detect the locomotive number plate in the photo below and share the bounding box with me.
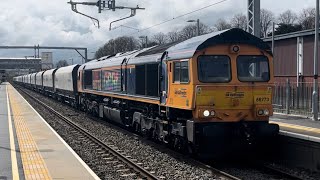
[254,95,271,104]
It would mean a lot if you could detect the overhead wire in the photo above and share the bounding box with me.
[122,0,230,36]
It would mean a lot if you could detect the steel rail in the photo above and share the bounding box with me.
[17,85,243,180]
[19,87,159,180]
[261,164,304,180]
[198,163,241,180]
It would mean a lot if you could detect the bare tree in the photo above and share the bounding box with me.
[260,9,275,37]
[278,10,298,24]
[167,31,181,43]
[179,22,212,40]
[94,48,104,59]
[147,41,158,47]
[214,19,232,31]
[96,39,116,58]
[180,24,198,40]
[56,60,69,68]
[95,36,138,59]
[298,7,316,30]
[152,32,167,45]
[230,13,247,30]
[114,36,138,53]
[198,23,211,35]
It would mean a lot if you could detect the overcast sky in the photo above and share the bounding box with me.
[0,0,316,64]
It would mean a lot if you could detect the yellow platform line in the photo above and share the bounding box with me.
[8,86,52,180]
[270,121,320,134]
[6,85,20,180]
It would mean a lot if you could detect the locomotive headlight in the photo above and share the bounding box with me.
[257,109,270,116]
[257,109,264,116]
[203,110,210,117]
[210,110,215,116]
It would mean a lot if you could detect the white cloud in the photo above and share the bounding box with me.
[0,0,315,63]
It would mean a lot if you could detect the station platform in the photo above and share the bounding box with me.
[270,113,320,142]
[0,82,100,180]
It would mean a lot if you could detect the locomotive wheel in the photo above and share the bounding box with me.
[92,105,99,117]
[187,142,196,156]
[152,128,159,141]
[91,101,99,117]
[174,136,186,152]
[68,99,73,107]
[135,122,141,133]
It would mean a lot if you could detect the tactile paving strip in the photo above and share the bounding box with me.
[8,87,52,180]
[271,121,320,134]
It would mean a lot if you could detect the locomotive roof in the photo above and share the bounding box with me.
[136,41,182,57]
[80,47,153,70]
[166,28,272,60]
[81,28,271,70]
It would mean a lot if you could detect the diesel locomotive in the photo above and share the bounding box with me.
[14,28,279,157]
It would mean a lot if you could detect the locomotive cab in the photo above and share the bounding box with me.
[165,29,279,157]
[193,44,274,123]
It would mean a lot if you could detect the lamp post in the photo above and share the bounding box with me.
[313,0,319,121]
[187,19,200,36]
[139,36,148,48]
[272,22,275,54]
[271,22,281,54]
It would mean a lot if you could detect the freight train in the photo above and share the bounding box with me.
[14,28,279,157]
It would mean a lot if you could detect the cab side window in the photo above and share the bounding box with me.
[174,62,181,82]
[173,61,189,83]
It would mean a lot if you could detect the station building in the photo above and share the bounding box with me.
[0,57,41,80]
[264,29,320,84]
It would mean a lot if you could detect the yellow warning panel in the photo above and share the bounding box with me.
[8,87,52,180]
[271,121,320,134]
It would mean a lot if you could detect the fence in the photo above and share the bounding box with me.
[273,80,320,116]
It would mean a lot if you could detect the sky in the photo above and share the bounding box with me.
[0,0,316,65]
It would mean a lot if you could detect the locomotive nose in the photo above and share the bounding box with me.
[195,86,273,123]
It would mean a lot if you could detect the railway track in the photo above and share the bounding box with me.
[18,86,242,180]
[19,88,159,180]
[213,161,306,180]
[17,85,309,180]
[260,163,305,180]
